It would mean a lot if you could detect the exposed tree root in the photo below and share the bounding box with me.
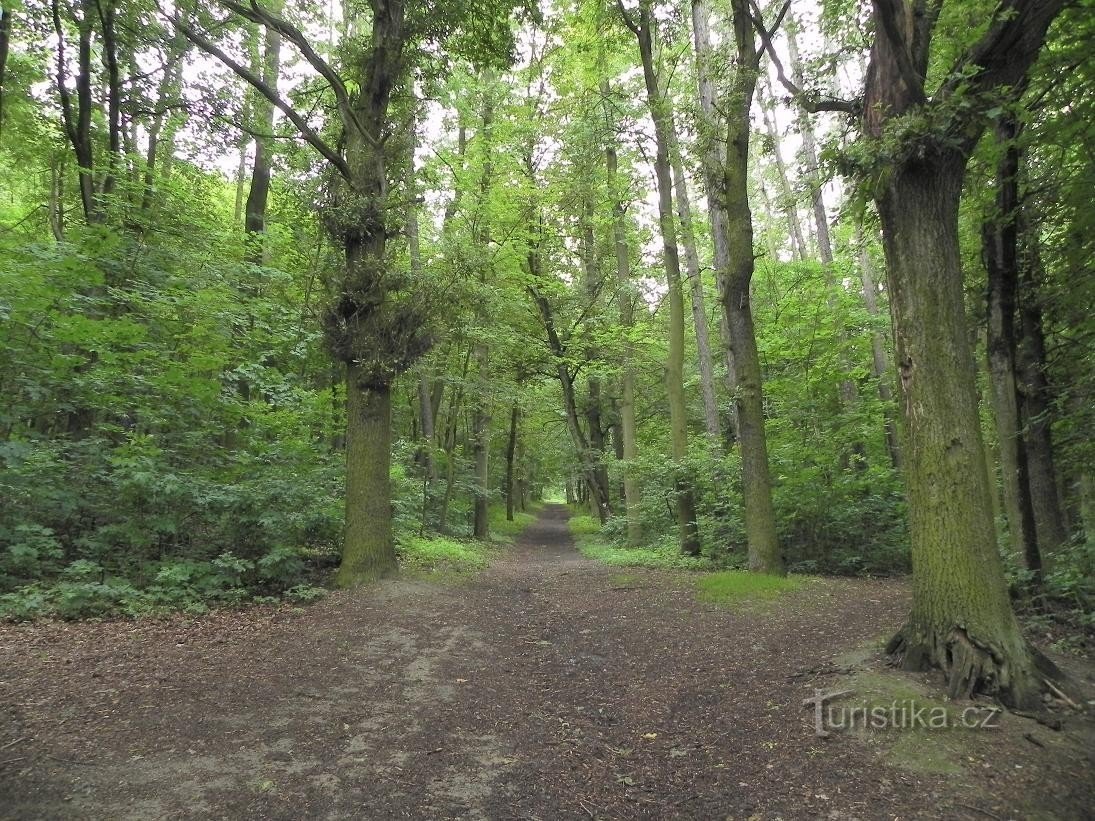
[885,623,1054,709]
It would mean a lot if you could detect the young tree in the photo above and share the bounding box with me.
[691,0,782,573]
[617,0,701,556]
[178,0,518,585]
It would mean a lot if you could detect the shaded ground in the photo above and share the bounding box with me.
[2,505,1092,820]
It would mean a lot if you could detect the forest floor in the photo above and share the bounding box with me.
[1,505,1093,821]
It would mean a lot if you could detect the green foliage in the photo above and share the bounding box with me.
[397,534,494,573]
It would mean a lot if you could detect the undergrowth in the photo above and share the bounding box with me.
[397,534,494,573]
[569,514,714,571]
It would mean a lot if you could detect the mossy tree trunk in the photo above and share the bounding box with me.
[862,0,1066,705]
[719,0,782,574]
[878,157,1041,705]
[338,376,394,585]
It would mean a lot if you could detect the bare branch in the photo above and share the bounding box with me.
[219,0,373,148]
[171,13,351,180]
[748,0,859,115]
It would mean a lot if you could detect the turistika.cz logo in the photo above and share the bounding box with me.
[808,690,1001,737]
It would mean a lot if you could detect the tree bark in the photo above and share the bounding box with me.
[878,156,1040,704]
[337,378,394,585]
[0,4,11,137]
[668,120,721,442]
[709,0,782,573]
[243,7,282,262]
[784,19,832,265]
[864,0,1066,706]
[690,0,739,445]
[505,400,519,522]
[756,78,807,262]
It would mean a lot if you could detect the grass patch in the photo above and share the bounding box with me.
[397,535,493,573]
[568,514,603,537]
[576,539,714,571]
[488,505,538,544]
[695,571,804,606]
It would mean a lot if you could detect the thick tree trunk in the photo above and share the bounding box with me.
[878,157,1040,706]
[337,376,395,585]
[628,0,700,555]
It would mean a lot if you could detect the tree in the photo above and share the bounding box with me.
[178,0,518,585]
[856,0,1067,704]
[617,0,701,556]
[691,0,782,573]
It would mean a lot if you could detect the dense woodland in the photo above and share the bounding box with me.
[0,0,1092,709]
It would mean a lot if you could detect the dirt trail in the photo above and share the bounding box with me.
[1,505,1091,820]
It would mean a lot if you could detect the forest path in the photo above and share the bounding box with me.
[2,505,1091,820]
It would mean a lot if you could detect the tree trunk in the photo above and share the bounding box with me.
[472,338,490,540]
[983,125,1041,578]
[668,122,721,441]
[627,0,700,555]
[878,157,1041,706]
[337,377,395,585]
[756,78,807,262]
[579,206,614,518]
[1017,234,1068,557]
[784,20,832,265]
[855,223,902,469]
[505,401,519,522]
[602,98,642,545]
[0,4,11,136]
[244,9,281,261]
[714,0,782,574]
[690,0,740,445]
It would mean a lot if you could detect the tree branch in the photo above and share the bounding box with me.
[748,0,859,115]
[873,0,927,104]
[171,13,351,180]
[219,0,373,148]
[944,0,1068,102]
[614,0,640,37]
